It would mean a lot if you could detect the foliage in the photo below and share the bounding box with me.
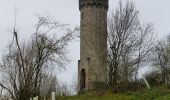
[56,86,170,100]
[107,1,155,90]
[151,35,170,85]
[0,15,78,100]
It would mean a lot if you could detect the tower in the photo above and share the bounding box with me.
[78,0,109,91]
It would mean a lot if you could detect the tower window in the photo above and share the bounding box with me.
[81,13,84,19]
[87,57,90,65]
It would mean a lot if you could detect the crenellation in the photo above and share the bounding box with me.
[79,0,109,10]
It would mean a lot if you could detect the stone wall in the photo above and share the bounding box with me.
[78,0,108,91]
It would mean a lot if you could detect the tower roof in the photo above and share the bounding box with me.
[79,0,109,10]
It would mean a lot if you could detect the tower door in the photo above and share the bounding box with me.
[80,69,86,90]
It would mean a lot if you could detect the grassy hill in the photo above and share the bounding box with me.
[55,86,170,100]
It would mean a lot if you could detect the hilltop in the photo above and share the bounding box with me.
[54,86,170,100]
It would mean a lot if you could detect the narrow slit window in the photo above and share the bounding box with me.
[81,13,84,19]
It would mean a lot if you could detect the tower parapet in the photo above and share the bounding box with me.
[79,0,109,10]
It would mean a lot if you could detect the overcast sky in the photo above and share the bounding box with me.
[0,0,170,86]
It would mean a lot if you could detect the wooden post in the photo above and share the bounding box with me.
[33,97,36,100]
[33,96,38,100]
[142,75,151,89]
[52,92,55,100]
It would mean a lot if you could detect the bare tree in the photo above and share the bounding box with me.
[55,82,71,96]
[0,15,78,100]
[70,73,78,95]
[0,86,3,97]
[107,1,155,89]
[151,35,170,85]
[39,72,58,99]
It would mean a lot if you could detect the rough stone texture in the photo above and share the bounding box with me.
[79,0,109,10]
[78,0,108,91]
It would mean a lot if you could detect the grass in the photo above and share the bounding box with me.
[53,86,170,100]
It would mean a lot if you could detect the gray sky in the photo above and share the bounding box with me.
[0,0,170,85]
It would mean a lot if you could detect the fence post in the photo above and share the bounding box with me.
[52,92,55,100]
[142,75,151,89]
[33,96,38,100]
[33,97,36,100]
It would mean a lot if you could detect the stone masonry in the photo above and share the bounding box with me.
[78,0,109,91]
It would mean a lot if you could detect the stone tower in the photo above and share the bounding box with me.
[78,0,109,91]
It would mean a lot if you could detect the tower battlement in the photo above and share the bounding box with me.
[79,0,109,10]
